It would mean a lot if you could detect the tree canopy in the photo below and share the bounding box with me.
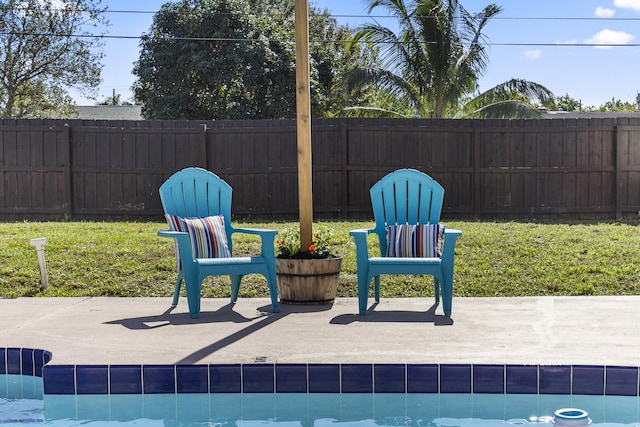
[133,0,365,120]
[0,0,107,118]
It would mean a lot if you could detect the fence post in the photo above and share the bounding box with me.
[63,123,73,220]
[200,123,208,169]
[615,124,623,220]
[472,124,481,217]
[340,123,349,217]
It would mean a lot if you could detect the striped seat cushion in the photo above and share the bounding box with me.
[165,215,231,260]
[385,224,445,258]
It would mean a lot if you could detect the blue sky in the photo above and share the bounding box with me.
[76,0,640,109]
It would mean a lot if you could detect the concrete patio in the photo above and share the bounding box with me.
[1,296,638,367]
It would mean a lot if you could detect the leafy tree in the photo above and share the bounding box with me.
[133,0,365,120]
[346,0,554,119]
[98,92,132,106]
[555,93,583,112]
[461,79,555,118]
[0,0,107,118]
[595,97,637,112]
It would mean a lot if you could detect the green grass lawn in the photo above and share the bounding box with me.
[1,220,639,299]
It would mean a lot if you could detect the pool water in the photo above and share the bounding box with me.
[3,374,640,426]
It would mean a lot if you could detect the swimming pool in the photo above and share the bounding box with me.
[4,383,640,426]
[3,347,640,426]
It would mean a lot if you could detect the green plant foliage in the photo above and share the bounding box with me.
[276,225,334,258]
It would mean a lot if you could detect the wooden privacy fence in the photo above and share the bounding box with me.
[1,117,639,221]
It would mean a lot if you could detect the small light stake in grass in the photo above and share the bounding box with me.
[30,237,48,290]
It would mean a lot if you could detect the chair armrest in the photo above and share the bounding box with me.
[232,227,278,238]
[442,228,462,259]
[158,230,194,263]
[232,227,278,259]
[158,230,185,238]
[350,228,375,260]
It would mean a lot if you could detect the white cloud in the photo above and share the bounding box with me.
[585,29,635,49]
[595,7,616,17]
[524,50,542,59]
[614,0,640,11]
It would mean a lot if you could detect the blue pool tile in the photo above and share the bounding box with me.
[473,365,505,394]
[33,350,45,377]
[21,349,33,376]
[407,364,438,393]
[606,366,638,396]
[176,365,209,393]
[440,364,472,393]
[308,364,340,393]
[342,364,373,393]
[374,364,406,393]
[210,364,241,393]
[43,365,75,394]
[572,365,605,395]
[539,366,571,394]
[76,365,108,394]
[275,364,307,393]
[0,348,5,374]
[506,365,538,394]
[110,365,142,394]
[243,364,274,393]
[143,365,175,394]
[6,348,21,375]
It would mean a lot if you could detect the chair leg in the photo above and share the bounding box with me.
[373,275,381,303]
[441,280,452,317]
[230,275,242,302]
[358,276,371,315]
[185,279,202,319]
[172,271,184,307]
[265,270,280,313]
[433,277,440,304]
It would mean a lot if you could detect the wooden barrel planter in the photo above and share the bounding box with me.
[276,256,343,304]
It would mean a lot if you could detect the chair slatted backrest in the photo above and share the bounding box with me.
[159,168,233,247]
[370,169,445,250]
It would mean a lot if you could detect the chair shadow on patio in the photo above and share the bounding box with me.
[105,301,337,364]
[330,303,453,326]
[104,302,268,330]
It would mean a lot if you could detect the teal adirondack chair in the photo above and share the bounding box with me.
[350,169,462,316]
[158,167,279,318]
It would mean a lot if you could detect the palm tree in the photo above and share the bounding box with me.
[460,78,556,118]
[346,0,555,118]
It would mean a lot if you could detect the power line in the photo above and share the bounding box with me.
[8,6,640,21]
[1,31,638,48]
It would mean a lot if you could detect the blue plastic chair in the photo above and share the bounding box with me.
[158,167,279,318]
[350,169,462,316]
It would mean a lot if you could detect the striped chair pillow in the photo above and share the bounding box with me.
[166,215,231,260]
[386,224,445,258]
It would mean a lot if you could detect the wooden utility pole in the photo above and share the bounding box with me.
[294,0,313,252]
